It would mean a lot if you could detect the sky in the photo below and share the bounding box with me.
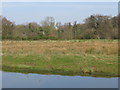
[1,2,118,25]
[1,0,120,2]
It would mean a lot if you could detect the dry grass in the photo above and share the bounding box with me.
[2,40,119,77]
[2,40,118,56]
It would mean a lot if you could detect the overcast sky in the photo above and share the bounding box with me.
[2,2,118,25]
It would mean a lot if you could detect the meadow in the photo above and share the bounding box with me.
[2,40,119,77]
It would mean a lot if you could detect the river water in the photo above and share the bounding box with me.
[2,71,118,88]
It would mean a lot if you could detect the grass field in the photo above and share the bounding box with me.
[2,40,119,77]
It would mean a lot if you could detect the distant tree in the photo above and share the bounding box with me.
[41,17,56,37]
[72,21,77,39]
[2,17,15,39]
[85,15,114,39]
[61,22,74,40]
[1,15,118,40]
[0,16,2,39]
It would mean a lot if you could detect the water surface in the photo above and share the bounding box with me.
[2,71,118,88]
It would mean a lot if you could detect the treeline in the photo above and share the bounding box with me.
[0,14,119,40]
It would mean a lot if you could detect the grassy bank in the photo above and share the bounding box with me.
[2,40,119,77]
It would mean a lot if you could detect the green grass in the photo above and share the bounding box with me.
[2,40,119,77]
[2,54,118,77]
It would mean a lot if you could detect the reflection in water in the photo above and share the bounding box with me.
[2,71,118,88]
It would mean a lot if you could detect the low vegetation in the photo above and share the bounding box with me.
[2,40,119,77]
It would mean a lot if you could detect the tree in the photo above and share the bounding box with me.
[2,17,15,39]
[85,15,113,39]
[1,15,118,40]
[41,17,56,38]
[72,21,77,39]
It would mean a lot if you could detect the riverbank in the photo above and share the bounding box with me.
[2,40,119,77]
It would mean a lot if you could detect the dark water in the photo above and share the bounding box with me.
[2,71,118,88]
